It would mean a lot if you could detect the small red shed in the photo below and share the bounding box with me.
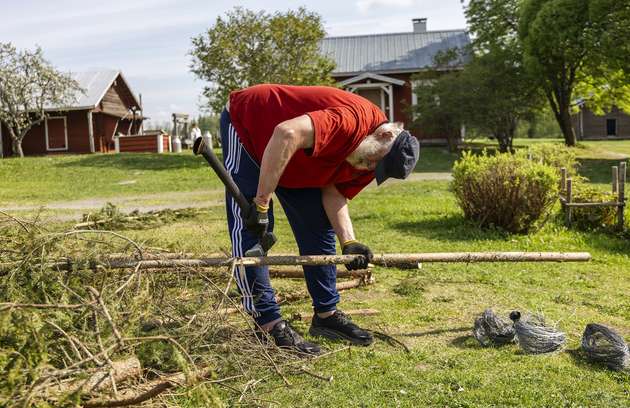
[1,70,144,157]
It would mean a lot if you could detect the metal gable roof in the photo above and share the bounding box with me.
[45,69,140,111]
[321,30,470,76]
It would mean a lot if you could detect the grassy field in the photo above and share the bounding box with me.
[1,139,629,407]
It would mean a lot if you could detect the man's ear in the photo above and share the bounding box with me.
[376,130,395,141]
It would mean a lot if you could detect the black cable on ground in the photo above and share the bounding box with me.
[510,311,566,354]
[473,309,516,347]
[581,323,629,371]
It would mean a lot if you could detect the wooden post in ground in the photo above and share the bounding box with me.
[612,166,618,194]
[618,162,626,231]
[565,178,573,226]
[560,167,567,193]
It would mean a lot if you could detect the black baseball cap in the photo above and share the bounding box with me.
[375,130,420,185]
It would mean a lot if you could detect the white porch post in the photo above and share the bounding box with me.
[114,136,120,153]
[460,124,466,141]
[87,111,95,153]
[157,134,164,153]
[380,90,386,114]
[387,85,394,122]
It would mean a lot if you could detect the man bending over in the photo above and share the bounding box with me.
[220,84,419,354]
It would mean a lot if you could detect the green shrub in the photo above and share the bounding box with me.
[569,183,618,230]
[523,143,579,176]
[451,151,558,233]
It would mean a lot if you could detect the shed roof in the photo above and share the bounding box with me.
[321,30,470,76]
[45,70,140,111]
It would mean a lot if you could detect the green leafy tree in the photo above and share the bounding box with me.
[190,7,336,113]
[519,0,630,146]
[412,47,542,153]
[464,0,520,53]
[0,43,83,158]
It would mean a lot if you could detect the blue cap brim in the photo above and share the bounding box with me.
[375,159,388,185]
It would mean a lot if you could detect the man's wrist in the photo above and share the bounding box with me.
[254,195,271,209]
[341,238,357,249]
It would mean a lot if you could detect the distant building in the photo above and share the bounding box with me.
[572,102,630,140]
[1,70,144,157]
[321,18,470,144]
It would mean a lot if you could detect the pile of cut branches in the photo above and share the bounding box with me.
[0,212,351,407]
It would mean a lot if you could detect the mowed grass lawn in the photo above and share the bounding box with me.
[1,139,629,406]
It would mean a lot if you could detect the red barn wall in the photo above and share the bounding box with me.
[66,110,91,153]
[95,114,121,153]
[118,134,158,152]
[1,122,12,157]
[21,120,47,154]
[5,110,91,156]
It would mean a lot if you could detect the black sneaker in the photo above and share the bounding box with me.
[309,310,374,346]
[265,320,322,355]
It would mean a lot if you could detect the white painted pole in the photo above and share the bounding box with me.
[388,85,394,122]
[157,134,164,153]
[203,130,213,149]
[114,135,120,153]
[87,111,95,153]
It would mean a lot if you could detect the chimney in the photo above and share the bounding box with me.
[413,18,427,33]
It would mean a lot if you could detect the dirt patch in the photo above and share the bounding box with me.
[1,189,221,212]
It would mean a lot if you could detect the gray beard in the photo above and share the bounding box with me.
[346,135,387,170]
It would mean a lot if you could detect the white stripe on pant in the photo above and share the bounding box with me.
[225,123,259,317]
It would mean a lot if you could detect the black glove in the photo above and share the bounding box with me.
[244,201,269,238]
[342,240,373,271]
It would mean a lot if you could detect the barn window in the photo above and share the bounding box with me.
[606,119,617,136]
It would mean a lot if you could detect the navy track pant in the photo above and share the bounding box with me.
[220,109,340,325]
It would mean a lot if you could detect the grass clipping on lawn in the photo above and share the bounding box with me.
[0,212,323,407]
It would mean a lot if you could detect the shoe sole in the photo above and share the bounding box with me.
[309,326,373,346]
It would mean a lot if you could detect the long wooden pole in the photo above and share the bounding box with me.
[87,252,591,270]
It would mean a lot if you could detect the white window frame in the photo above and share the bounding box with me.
[410,79,436,107]
[45,116,69,151]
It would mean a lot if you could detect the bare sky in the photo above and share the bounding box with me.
[1,0,467,124]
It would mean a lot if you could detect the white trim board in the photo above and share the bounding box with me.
[338,72,405,87]
[45,116,69,151]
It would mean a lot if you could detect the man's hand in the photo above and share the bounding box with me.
[341,240,373,271]
[244,201,269,238]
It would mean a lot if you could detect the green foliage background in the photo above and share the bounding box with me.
[190,7,336,114]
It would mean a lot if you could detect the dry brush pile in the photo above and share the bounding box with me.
[0,211,347,407]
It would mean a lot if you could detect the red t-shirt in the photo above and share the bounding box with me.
[228,84,387,199]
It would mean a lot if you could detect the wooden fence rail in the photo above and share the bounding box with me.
[560,162,626,230]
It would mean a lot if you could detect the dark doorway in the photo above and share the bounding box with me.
[606,119,617,136]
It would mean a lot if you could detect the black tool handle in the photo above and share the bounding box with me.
[193,137,249,211]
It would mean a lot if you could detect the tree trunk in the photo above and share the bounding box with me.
[494,131,510,153]
[546,84,577,147]
[11,138,24,158]
[558,105,577,146]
